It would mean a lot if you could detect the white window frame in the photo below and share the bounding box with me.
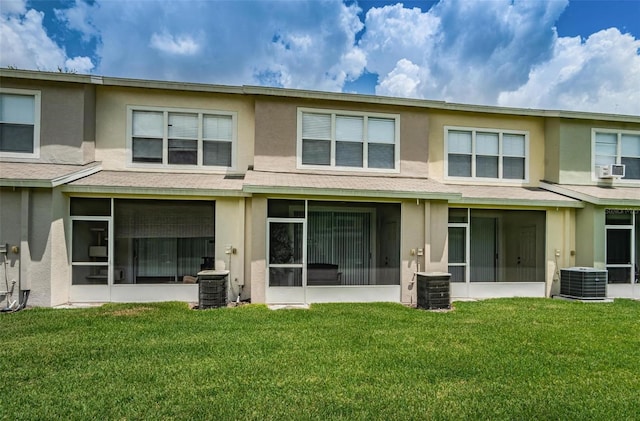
[126,105,237,170]
[0,88,41,159]
[444,126,529,183]
[296,107,400,173]
[592,128,640,183]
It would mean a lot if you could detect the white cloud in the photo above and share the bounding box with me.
[2,0,639,115]
[498,29,640,115]
[377,59,422,98]
[54,0,98,42]
[359,0,569,104]
[52,0,362,90]
[150,31,201,56]
[1,0,26,16]
[0,8,90,72]
[65,56,94,73]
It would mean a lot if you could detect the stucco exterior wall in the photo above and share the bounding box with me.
[214,198,247,300]
[95,86,255,173]
[0,189,22,300]
[249,197,267,304]
[556,119,640,185]
[253,97,430,177]
[401,200,428,304]
[546,208,576,296]
[575,204,606,269]
[50,188,70,306]
[427,110,546,186]
[544,118,561,183]
[0,78,95,165]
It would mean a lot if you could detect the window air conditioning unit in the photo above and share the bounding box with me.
[598,164,625,179]
[559,267,607,300]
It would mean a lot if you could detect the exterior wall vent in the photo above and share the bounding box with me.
[598,164,625,179]
[559,267,607,300]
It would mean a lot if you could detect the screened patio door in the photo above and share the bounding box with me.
[70,218,112,302]
[266,218,306,304]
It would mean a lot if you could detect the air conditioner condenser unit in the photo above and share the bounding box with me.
[559,267,607,300]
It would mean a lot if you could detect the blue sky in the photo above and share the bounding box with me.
[1,0,639,114]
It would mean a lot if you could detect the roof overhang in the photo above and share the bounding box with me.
[540,182,640,207]
[448,184,584,208]
[62,170,249,197]
[0,162,102,188]
[242,171,461,200]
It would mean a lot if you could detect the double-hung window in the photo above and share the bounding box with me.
[446,127,528,181]
[0,89,40,158]
[129,107,235,168]
[298,108,399,171]
[594,129,640,180]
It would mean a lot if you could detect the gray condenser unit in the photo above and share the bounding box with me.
[560,267,607,300]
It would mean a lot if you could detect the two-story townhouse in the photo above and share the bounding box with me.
[1,70,251,306]
[0,71,101,307]
[542,116,640,299]
[242,88,581,305]
[1,69,637,307]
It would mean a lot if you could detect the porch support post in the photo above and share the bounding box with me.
[19,188,31,292]
[425,200,448,273]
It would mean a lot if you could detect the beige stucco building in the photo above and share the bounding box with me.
[1,69,638,307]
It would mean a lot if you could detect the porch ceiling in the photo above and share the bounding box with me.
[62,170,248,197]
[540,182,640,207]
[450,184,583,208]
[0,162,102,187]
[242,170,461,200]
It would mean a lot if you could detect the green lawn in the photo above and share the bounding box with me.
[1,299,639,420]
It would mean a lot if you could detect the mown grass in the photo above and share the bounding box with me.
[1,298,639,420]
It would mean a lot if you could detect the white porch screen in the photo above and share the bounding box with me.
[307,211,371,285]
[115,200,214,238]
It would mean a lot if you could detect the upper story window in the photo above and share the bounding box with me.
[0,89,40,158]
[129,107,236,168]
[445,126,528,182]
[594,129,640,180]
[298,108,399,172]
